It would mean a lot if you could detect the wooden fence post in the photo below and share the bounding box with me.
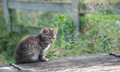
[2,0,11,32]
[72,0,79,31]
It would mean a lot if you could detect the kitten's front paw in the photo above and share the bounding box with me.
[40,57,49,62]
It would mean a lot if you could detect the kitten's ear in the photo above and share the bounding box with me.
[41,27,49,33]
[54,27,58,33]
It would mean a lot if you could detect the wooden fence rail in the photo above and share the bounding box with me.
[2,0,79,33]
[8,1,72,12]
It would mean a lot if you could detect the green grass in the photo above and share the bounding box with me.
[0,9,120,64]
[46,14,120,58]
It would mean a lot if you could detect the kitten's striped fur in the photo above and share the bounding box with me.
[14,27,58,63]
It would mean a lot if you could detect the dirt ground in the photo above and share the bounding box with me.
[0,52,120,72]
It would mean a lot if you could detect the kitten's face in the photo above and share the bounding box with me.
[40,27,58,44]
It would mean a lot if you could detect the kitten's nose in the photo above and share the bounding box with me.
[51,41,53,43]
[50,40,54,43]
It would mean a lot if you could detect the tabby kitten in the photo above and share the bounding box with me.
[14,27,58,63]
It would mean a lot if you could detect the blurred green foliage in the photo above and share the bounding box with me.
[0,8,120,64]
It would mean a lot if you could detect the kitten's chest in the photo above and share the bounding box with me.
[44,44,50,52]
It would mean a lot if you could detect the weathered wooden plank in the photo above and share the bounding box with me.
[7,1,72,12]
[2,0,11,32]
[72,0,79,30]
[0,52,120,72]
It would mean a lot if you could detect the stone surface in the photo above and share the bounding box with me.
[0,52,120,72]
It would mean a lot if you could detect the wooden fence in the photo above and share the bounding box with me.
[2,0,79,33]
[2,0,120,33]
